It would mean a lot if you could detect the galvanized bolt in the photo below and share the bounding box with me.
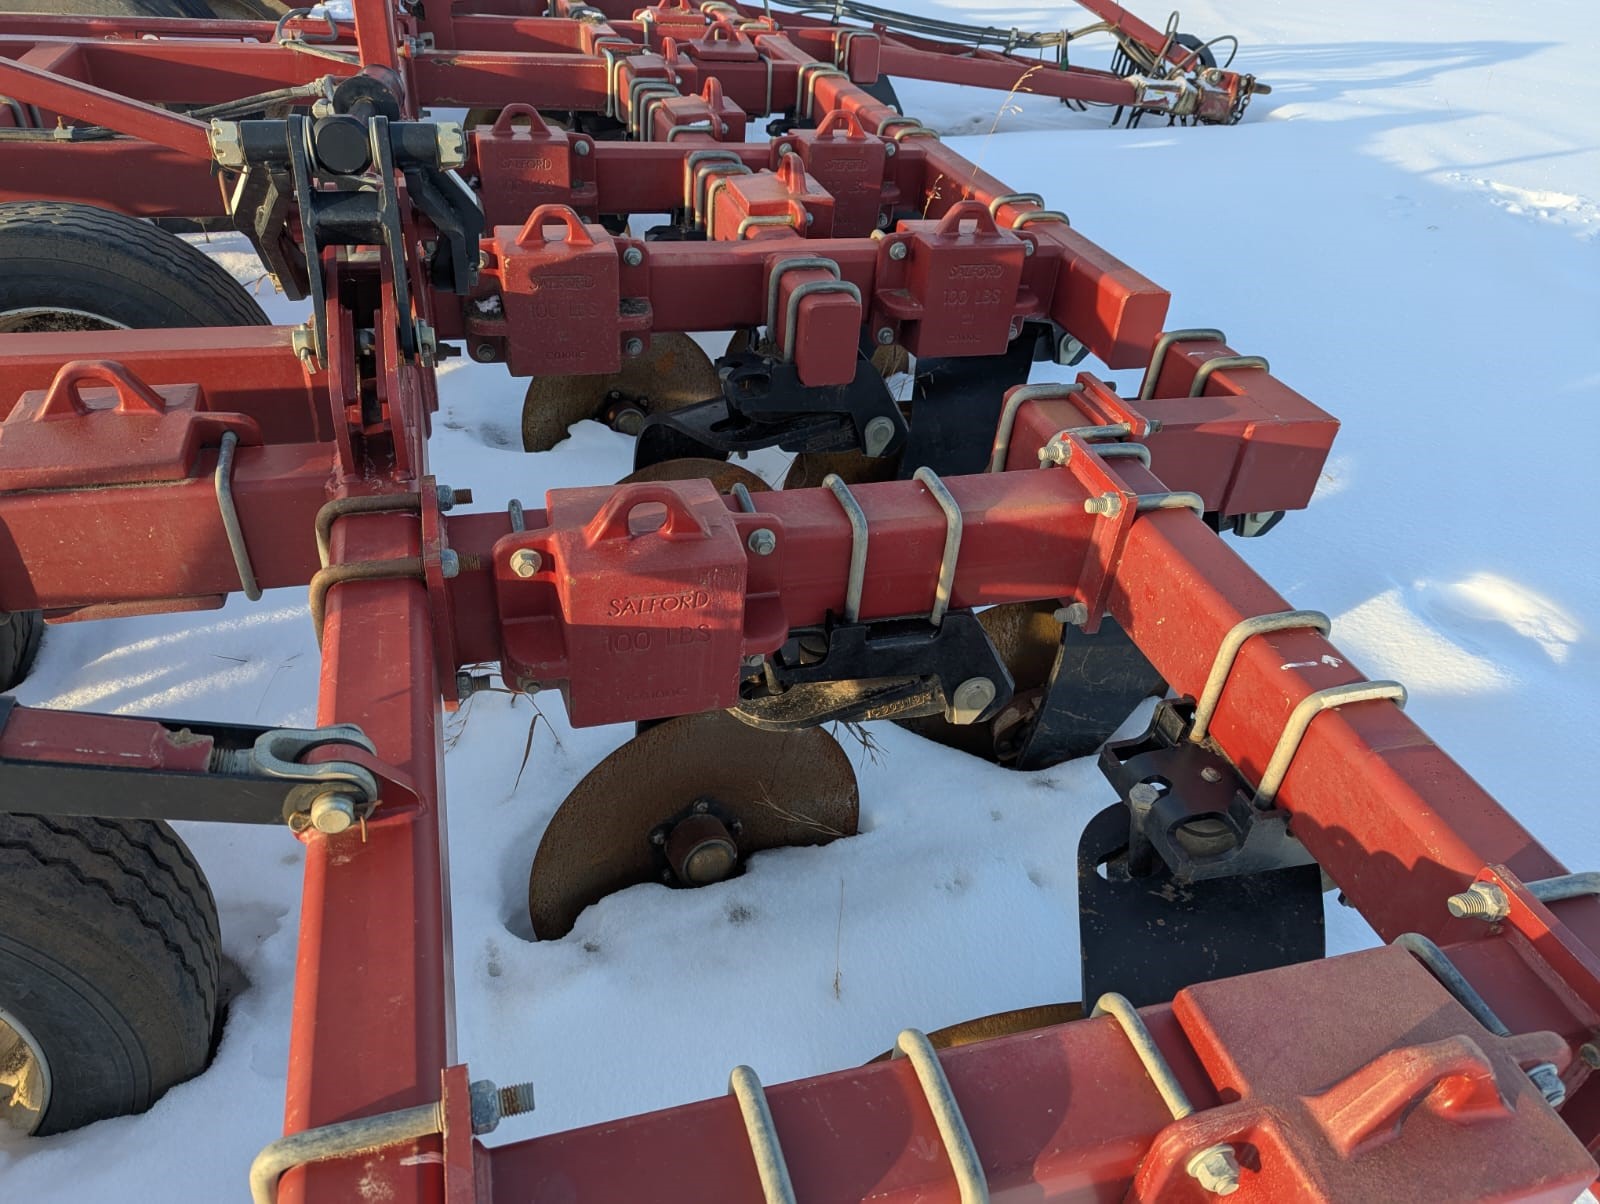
[883,141,897,157]
[1445,881,1511,922]
[436,484,473,511]
[875,327,895,346]
[623,246,644,267]
[747,528,777,556]
[473,344,496,363]
[478,250,490,270]
[309,791,357,835]
[1186,1144,1241,1196]
[574,139,591,156]
[777,141,794,156]
[1200,766,1223,783]
[1038,437,1071,467]
[1053,602,1089,627]
[651,828,667,846]
[469,1079,536,1135]
[1023,238,1035,257]
[888,240,908,261]
[1129,781,1163,807]
[863,415,896,457]
[1083,492,1123,517]
[693,799,710,814]
[456,671,492,699]
[875,213,890,230]
[1527,1061,1567,1108]
[1580,1042,1600,1069]
[439,549,460,579]
[624,337,645,357]
[947,676,997,725]
[509,548,543,578]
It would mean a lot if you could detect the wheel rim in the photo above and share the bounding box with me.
[0,1006,51,1136]
[0,307,130,335]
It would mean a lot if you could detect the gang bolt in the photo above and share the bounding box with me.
[888,240,908,261]
[747,528,777,556]
[509,548,543,578]
[1445,881,1511,922]
[469,1079,537,1135]
[623,246,644,267]
[1186,1144,1241,1196]
[309,791,357,835]
[875,327,895,345]
[624,337,645,357]
[1128,781,1163,807]
[1083,492,1123,517]
[574,140,591,156]
[1052,602,1089,627]
[473,344,496,363]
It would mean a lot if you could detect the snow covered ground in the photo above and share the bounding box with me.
[3,0,1598,1196]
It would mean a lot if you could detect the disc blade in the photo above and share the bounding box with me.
[522,332,721,452]
[528,712,859,939]
[618,457,771,494]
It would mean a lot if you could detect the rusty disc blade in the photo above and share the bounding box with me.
[522,332,722,452]
[866,1002,1084,1062]
[618,456,771,495]
[782,448,902,490]
[527,711,859,939]
[896,600,1064,760]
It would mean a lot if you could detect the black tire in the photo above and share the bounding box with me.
[0,814,221,1135]
[0,201,269,333]
[0,610,43,693]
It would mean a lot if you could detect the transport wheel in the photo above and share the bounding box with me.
[528,712,859,939]
[0,201,269,333]
[521,333,722,452]
[0,814,221,1135]
[0,610,43,694]
[0,202,268,690]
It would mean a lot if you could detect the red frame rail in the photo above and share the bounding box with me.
[0,2,1593,1202]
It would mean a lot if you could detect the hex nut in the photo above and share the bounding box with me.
[747,528,777,556]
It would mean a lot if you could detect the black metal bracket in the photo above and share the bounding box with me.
[733,611,1013,730]
[0,699,379,830]
[219,78,481,363]
[633,350,906,470]
[1100,699,1315,883]
[1076,697,1326,1006]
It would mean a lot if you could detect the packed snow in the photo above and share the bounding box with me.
[2,0,1597,1197]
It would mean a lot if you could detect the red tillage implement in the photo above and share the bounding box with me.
[0,1,1593,1202]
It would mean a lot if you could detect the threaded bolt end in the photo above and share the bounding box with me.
[1445,881,1509,921]
[498,1081,536,1118]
